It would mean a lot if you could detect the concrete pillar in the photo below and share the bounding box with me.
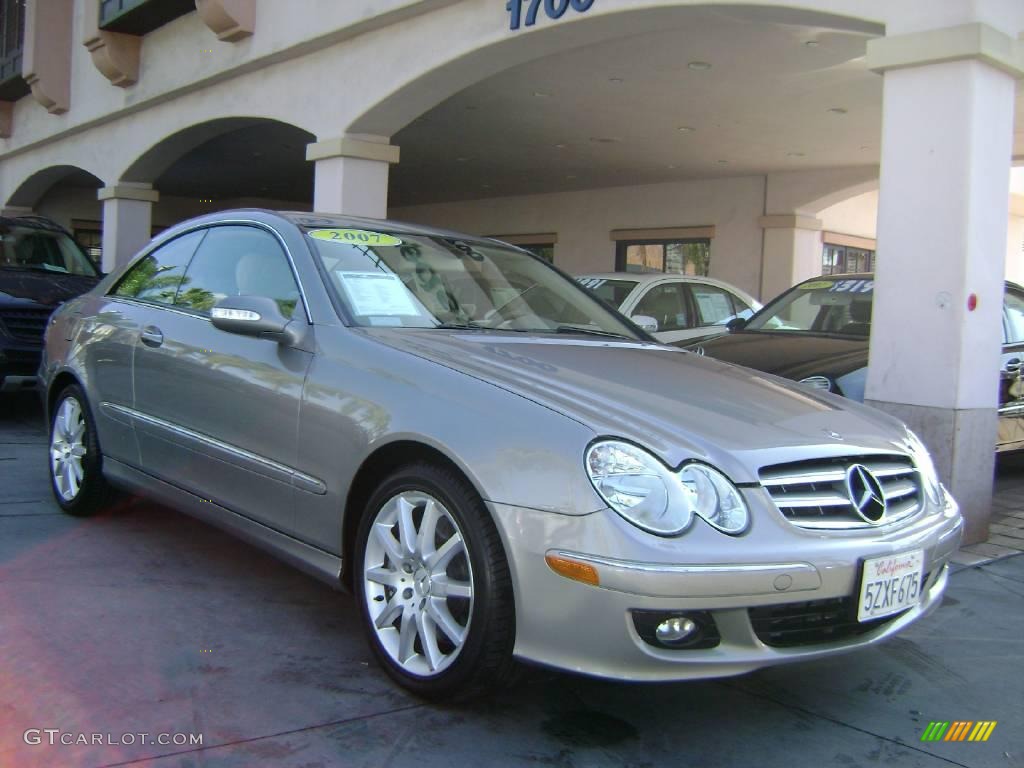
[307,134,400,219]
[758,214,823,300]
[864,22,1023,544]
[97,184,159,272]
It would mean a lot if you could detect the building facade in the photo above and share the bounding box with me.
[1,0,1022,541]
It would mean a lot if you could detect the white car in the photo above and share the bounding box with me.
[576,273,762,344]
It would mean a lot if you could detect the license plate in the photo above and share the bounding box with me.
[857,549,925,622]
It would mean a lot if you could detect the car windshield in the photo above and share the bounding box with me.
[306,227,641,337]
[745,276,874,336]
[575,277,639,310]
[0,223,99,277]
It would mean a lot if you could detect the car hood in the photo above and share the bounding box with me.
[692,331,869,381]
[0,269,100,309]
[364,329,909,484]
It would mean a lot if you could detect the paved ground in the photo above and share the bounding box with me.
[1,391,1022,768]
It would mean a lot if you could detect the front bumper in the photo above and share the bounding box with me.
[0,342,42,392]
[490,489,962,681]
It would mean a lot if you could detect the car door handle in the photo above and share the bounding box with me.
[140,327,164,347]
[1006,358,1022,374]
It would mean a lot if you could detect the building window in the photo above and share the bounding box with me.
[521,243,554,263]
[615,239,711,276]
[0,0,28,101]
[487,233,557,264]
[822,243,875,275]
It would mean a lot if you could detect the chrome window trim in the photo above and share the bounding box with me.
[107,218,314,324]
[101,402,326,495]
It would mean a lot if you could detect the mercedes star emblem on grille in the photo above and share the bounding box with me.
[845,464,886,523]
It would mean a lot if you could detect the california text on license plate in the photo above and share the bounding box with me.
[858,549,925,622]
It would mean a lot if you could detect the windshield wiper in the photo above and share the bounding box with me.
[552,325,632,339]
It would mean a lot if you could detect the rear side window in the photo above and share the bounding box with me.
[174,226,301,317]
[692,283,739,327]
[112,231,205,305]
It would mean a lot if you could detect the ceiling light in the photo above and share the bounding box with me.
[716,159,729,165]
[804,40,819,48]
[609,77,624,83]
[828,107,848,114]
[688,61,712,71]
[554,143,568,149]
[533,90,553,98]
[787,152,806,157]
[464,105,477,112]
[456,156,471,162]
[589,137,621,144]
[677,126,695,133]
[667,164,676,169]
[481,183,492,189]
[566,174,577,180]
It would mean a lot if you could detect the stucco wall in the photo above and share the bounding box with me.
[392,175,768,296]
[818,189,879,239]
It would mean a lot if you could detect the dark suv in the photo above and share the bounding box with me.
[0,216,100,393]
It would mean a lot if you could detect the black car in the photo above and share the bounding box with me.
[0,216,101,393]
[683,273,1024,452]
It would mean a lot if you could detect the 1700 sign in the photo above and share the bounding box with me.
[507,0,594,30]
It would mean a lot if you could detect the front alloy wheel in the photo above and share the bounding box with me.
[355,463,517,699]
[362,492,474,676]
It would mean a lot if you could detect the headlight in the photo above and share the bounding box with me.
[906,430,942,507]
[585,440,748,536]
[679,463,750,534]
[799,375,833,392]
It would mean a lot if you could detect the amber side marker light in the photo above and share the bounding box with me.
[545,554,600,586]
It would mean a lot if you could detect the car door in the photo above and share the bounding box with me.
[998,285,1024,451]
[94,229,208,467]
[628,281,695,343]
[130,224,313,535]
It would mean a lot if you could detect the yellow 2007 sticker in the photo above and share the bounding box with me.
[308,229,403,247]
[799,280,834,290]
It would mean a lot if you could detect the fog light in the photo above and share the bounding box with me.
[655,617,697,644]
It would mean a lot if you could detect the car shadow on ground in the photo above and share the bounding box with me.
[1,393,1021,768]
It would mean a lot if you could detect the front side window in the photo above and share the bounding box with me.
[1005,286,1024,345]
[174,226,300,317]
[112,230,205,305]
[305,228,639,338]
[746,277,874,336]
[0,224,99,277]
[632,283,691,332]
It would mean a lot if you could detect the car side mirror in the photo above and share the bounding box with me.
[632,314,659,333]
[211,295,301,345]
[726,317,747,332]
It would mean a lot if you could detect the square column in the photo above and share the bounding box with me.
[758,214,824,299]
[98,184,159,272]
[307,135,400,219]
[864,24,1023,544]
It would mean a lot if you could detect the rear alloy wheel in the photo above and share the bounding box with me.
[49,385,113,516]
[355,463,517,699]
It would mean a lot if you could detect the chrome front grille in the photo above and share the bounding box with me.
[759,454,922,529]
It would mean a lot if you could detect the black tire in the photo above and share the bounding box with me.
[354,461,518,700]
[48,384,114,517]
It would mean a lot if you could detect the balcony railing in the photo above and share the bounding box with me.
[0,0,27,101]
[99,0,195,35]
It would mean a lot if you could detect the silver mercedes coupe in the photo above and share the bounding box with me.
[41,210,963,698]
